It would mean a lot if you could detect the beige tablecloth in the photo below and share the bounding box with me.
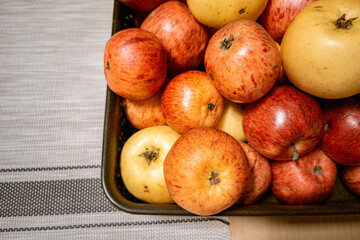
[0,1,230,239]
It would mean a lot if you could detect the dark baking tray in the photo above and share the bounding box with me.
[101,0,360,216]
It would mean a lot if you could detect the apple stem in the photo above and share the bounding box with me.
[292,144,299,161]
[334,14,358,29]
[324,122,330,132]
[139,147,160,166]
[209,171,220,185]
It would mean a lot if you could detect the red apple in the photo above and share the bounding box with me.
[124,87,166,129]
[342,165,360,197]
[243,85,324,161]
[161,70,224,134]
[118,0,166,12]
[141,1,210,76]
[259,0,317,43]
[271,148,338,204]
[104,28,167,100]
[204,19,281,103]
[237,141,272,205]
[163,127,250,215]
[319,96,360,166]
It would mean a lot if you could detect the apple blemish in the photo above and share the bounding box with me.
[209,171,220,185]
[139,147,160,166]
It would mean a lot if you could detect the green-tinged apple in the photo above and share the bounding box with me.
[120,126,181,204]
[163,127,250,215]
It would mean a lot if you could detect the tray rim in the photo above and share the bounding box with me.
[100,0,360,216]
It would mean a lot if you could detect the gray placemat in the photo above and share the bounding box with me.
[0,0,231,239]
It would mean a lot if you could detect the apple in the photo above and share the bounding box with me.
[120,126,181,204]
[342,166,360,197]
[259,0,317,43]
[118,0,166,12]
[215,99,246,142]
[274,41,289,86]
[243,85,324,161]
[319,96,360,166]
[237,141,272,205]
[124,87,166,129]
[161,70,224,134]
[141,1,210,76]
[186,0,268,29]
[163,127,250,215]
[271,148,338,204]
[204,19,281,103]
[281,0,360,99]
[104,28,167,100]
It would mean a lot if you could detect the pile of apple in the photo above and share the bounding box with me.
[104,0,360,216]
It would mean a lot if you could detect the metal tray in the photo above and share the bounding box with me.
[101,0,360,216]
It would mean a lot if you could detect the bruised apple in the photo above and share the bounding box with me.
[205,19,281,103]
[271,148,337,204]
[215,99,246,142]
[243,85,324,161]
[120,126,181,204]
[164,127,250,215]
[141,1,210,76]
[104,28,167,100]
[237,141,272,205]
[124,88,166,129]
[161,70,224,134]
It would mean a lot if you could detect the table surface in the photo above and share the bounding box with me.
[230,215,360,239]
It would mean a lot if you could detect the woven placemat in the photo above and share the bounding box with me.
[0,1,230,239]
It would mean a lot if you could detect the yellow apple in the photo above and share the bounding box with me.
[281,0,360,99]
[186,0,268,29]
[120,126,181,204]
[215,99,246,142]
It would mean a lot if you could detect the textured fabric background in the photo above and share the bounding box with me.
[0,1,231,239]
